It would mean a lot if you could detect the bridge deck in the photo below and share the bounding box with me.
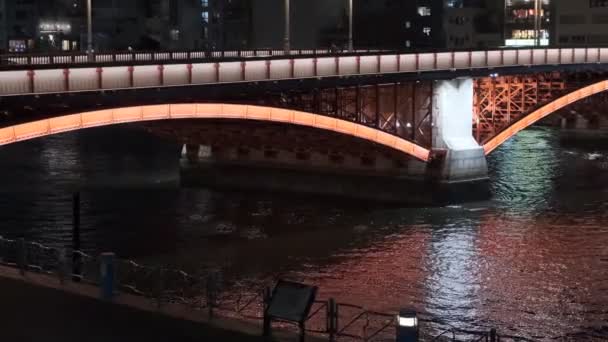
[0,47,607,97]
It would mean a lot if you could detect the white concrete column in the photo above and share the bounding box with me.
[181,144,188,158]
[432,78,488,183]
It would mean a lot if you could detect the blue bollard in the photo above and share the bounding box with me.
[100,252,115,301]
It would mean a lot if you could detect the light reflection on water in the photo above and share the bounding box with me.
[0,125,606,340]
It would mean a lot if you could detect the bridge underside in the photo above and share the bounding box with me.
[144,119,423,174]
[141,119,489,203]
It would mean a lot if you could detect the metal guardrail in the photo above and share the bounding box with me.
[0,235,525,341]
[0,49,381,67]
[5,45,608,67]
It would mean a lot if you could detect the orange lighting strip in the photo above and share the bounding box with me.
[0,104,431,162]
[484,80,608,155]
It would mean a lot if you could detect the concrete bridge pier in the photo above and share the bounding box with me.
[180,144,213,165]
[430,78,489,193]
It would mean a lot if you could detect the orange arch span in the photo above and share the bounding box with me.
[484,80,608,155]
[0,103,431,161]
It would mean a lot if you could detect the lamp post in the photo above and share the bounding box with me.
[348,0,353,52]
[396,309,418,342]
[86,0,93,58]
[534,0,540,47]
[284,0,290,54]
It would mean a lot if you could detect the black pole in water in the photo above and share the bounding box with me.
[72,192,81,282]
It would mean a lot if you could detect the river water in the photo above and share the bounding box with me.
[0,125,606,340]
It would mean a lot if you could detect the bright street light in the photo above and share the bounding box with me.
[396,309,419,342]
[284,0,290,53]
[87,0,93,57]
[348,0,353,52]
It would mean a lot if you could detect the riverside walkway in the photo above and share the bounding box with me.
[0,265,319,342]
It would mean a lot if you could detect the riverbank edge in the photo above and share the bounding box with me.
[0,264,324,342]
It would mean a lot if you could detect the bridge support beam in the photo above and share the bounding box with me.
[431,78,489,184]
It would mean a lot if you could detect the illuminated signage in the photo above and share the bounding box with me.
[39,22,72,34]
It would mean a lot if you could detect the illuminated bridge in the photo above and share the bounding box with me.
[0,47,607,201]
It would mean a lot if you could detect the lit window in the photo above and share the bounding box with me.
[418,6,431,16]
[170,29,180,41]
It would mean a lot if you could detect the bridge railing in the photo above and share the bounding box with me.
[4,45,608,70]
[0,235,530,341]
[0,48,381,67]
[1,45,607,98]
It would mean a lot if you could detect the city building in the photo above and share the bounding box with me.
[202,0,252,50]
[354,0,442,49]
[0,0,204,53]
[0,0,7,52]
[504,0,553,47]
[555,0,608,46]
[249,0,347,50]
[354,0,502,50]
[142,0,202,50]
[3,0,41,53]
[443,0,503,49]
[37,0,81,52]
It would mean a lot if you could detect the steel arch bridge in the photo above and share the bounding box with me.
[1,47,608,188]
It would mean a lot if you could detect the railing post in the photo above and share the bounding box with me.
[335,302,340,334]
[298,321,305,342]
[154,267,163,309]
[206,274,218,319]
[262,286,272,337]
[100,252,115,301]
[72,192,81,282]
[57,248,67,284]
[489,328,497,342]
[18,238,26,275]
[328,298,337,342]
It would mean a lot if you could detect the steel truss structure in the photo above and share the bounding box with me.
[473,73,566,143]
[260,82,435,148]
[474,71,608,143]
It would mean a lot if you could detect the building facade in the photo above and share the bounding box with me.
[0,0,204,53]
[504,0,553,47]
[248,0,347,50]
[3,0,40,52]
[443,0,503,49]
[353,0,444,49]
[202,0,252,50]
[0,0,7,52]
[354,0,502,50]
[555,0,608,46]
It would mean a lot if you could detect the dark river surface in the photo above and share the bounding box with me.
[0,125,607,340]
